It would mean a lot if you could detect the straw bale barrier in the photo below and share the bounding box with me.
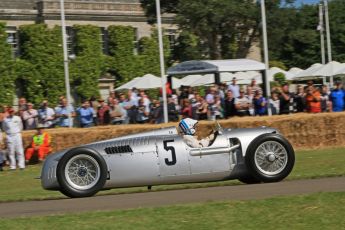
[21,112,345,152]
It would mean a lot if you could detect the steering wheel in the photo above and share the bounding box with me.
[208,130,219,146]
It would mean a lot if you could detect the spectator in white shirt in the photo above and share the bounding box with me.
[235,89,251,116]
[22,102,38,130]
[228,77,240,98]
[2,107,25,170]
[38,100,56,128]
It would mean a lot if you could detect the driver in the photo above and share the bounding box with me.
[179,118,215,148]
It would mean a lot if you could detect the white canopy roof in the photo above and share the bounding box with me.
[167,59,266,75]
[115,77,141,90]
[188,74,215,86]
[220,71,261,83]
[334,65,345,75]
[185,71,263,86]
[267,67,294,81]
[171,77,183,89]
[116,74,161,90]
[310,61,345,76]
[288,67,303,76]
[293,63,324,80]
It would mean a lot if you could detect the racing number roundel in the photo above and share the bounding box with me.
[163,140,176,166]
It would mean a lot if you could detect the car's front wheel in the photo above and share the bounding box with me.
[56,147,107,198]
[245,133,295,183]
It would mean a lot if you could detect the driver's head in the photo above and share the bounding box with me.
[179,118,198,136]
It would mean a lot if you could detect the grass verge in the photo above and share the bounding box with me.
[0,192,344,229]
[0,147,345,202]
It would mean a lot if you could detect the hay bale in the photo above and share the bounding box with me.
[21,112,345,151]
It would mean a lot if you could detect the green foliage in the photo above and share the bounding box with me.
[70,25,105,101]
[173,30,203,61]
[141,0,259,60]
[176,0,258,59]
[140,0,179,24]
[19,24,65,105]
[107,25,139,85]
[273,72,286,86]
[138,28,171,75]
[15,59,42,104]
[2,192,345,229]
[107,26,171,89]
[266,3,322,68]
[138,37,159,75]
[327,0,345,62]
[0,23,16,105]
[269,61,287,70]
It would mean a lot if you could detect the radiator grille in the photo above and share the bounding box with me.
[104,145,133,154]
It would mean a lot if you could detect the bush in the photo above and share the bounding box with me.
[18,24,65,105]
[0,23,16,105]
[70,25,106,101]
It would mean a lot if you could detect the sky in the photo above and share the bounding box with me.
[294,0,320,6]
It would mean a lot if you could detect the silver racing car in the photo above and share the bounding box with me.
[41,124,295,198]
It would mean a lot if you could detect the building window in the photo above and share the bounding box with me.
[133,27,139,55]
[6,27,19,58]
[165,29,177,52]
[100,27,109,55]
[66,26,76,55]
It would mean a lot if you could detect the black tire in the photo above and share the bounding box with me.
[56,147,108,198]
[245,133,295,183]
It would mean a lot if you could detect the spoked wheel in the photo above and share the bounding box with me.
[57,147,107,198]
[245,134,295,183]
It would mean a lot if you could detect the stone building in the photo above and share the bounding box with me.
[0,0,177,56]
[0,0,177,102]
[0,0,260,103]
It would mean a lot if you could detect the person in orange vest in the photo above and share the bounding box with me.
[25,125,52,163]
[306,85,321,113]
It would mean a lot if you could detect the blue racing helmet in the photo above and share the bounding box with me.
[179,118,198,135]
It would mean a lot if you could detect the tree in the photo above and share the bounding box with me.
[328,0,345,62]
[140,0,179,24]
[172,30,204,61]
[141,0,259,60]
[176,0,258,60]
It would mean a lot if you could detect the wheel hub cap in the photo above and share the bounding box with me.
[254,141,288,175]
[267,153,276,162]
[65,154,101,190]
[78,167,88,177]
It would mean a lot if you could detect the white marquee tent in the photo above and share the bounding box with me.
[115,77,141,90]
[288,67,303,76]
[167,59,266,76]
[309,61,345,77]
[115,74,161,90]
[293,63,324,80]
[267,67,294,81]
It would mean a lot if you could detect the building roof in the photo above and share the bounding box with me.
[0,0,140,10]
[167,59,266,75]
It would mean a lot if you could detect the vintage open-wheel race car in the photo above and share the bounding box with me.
[41,123,295,198]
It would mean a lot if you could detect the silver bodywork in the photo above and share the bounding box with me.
[41,126,279,190]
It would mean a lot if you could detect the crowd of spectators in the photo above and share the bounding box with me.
[1,77,345,170]
[1,78,345,131]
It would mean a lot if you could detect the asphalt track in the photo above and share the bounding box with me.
[0,177,345,218]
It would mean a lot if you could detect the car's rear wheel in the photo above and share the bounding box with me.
[245,133,295,183]
[57,147,107,198]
